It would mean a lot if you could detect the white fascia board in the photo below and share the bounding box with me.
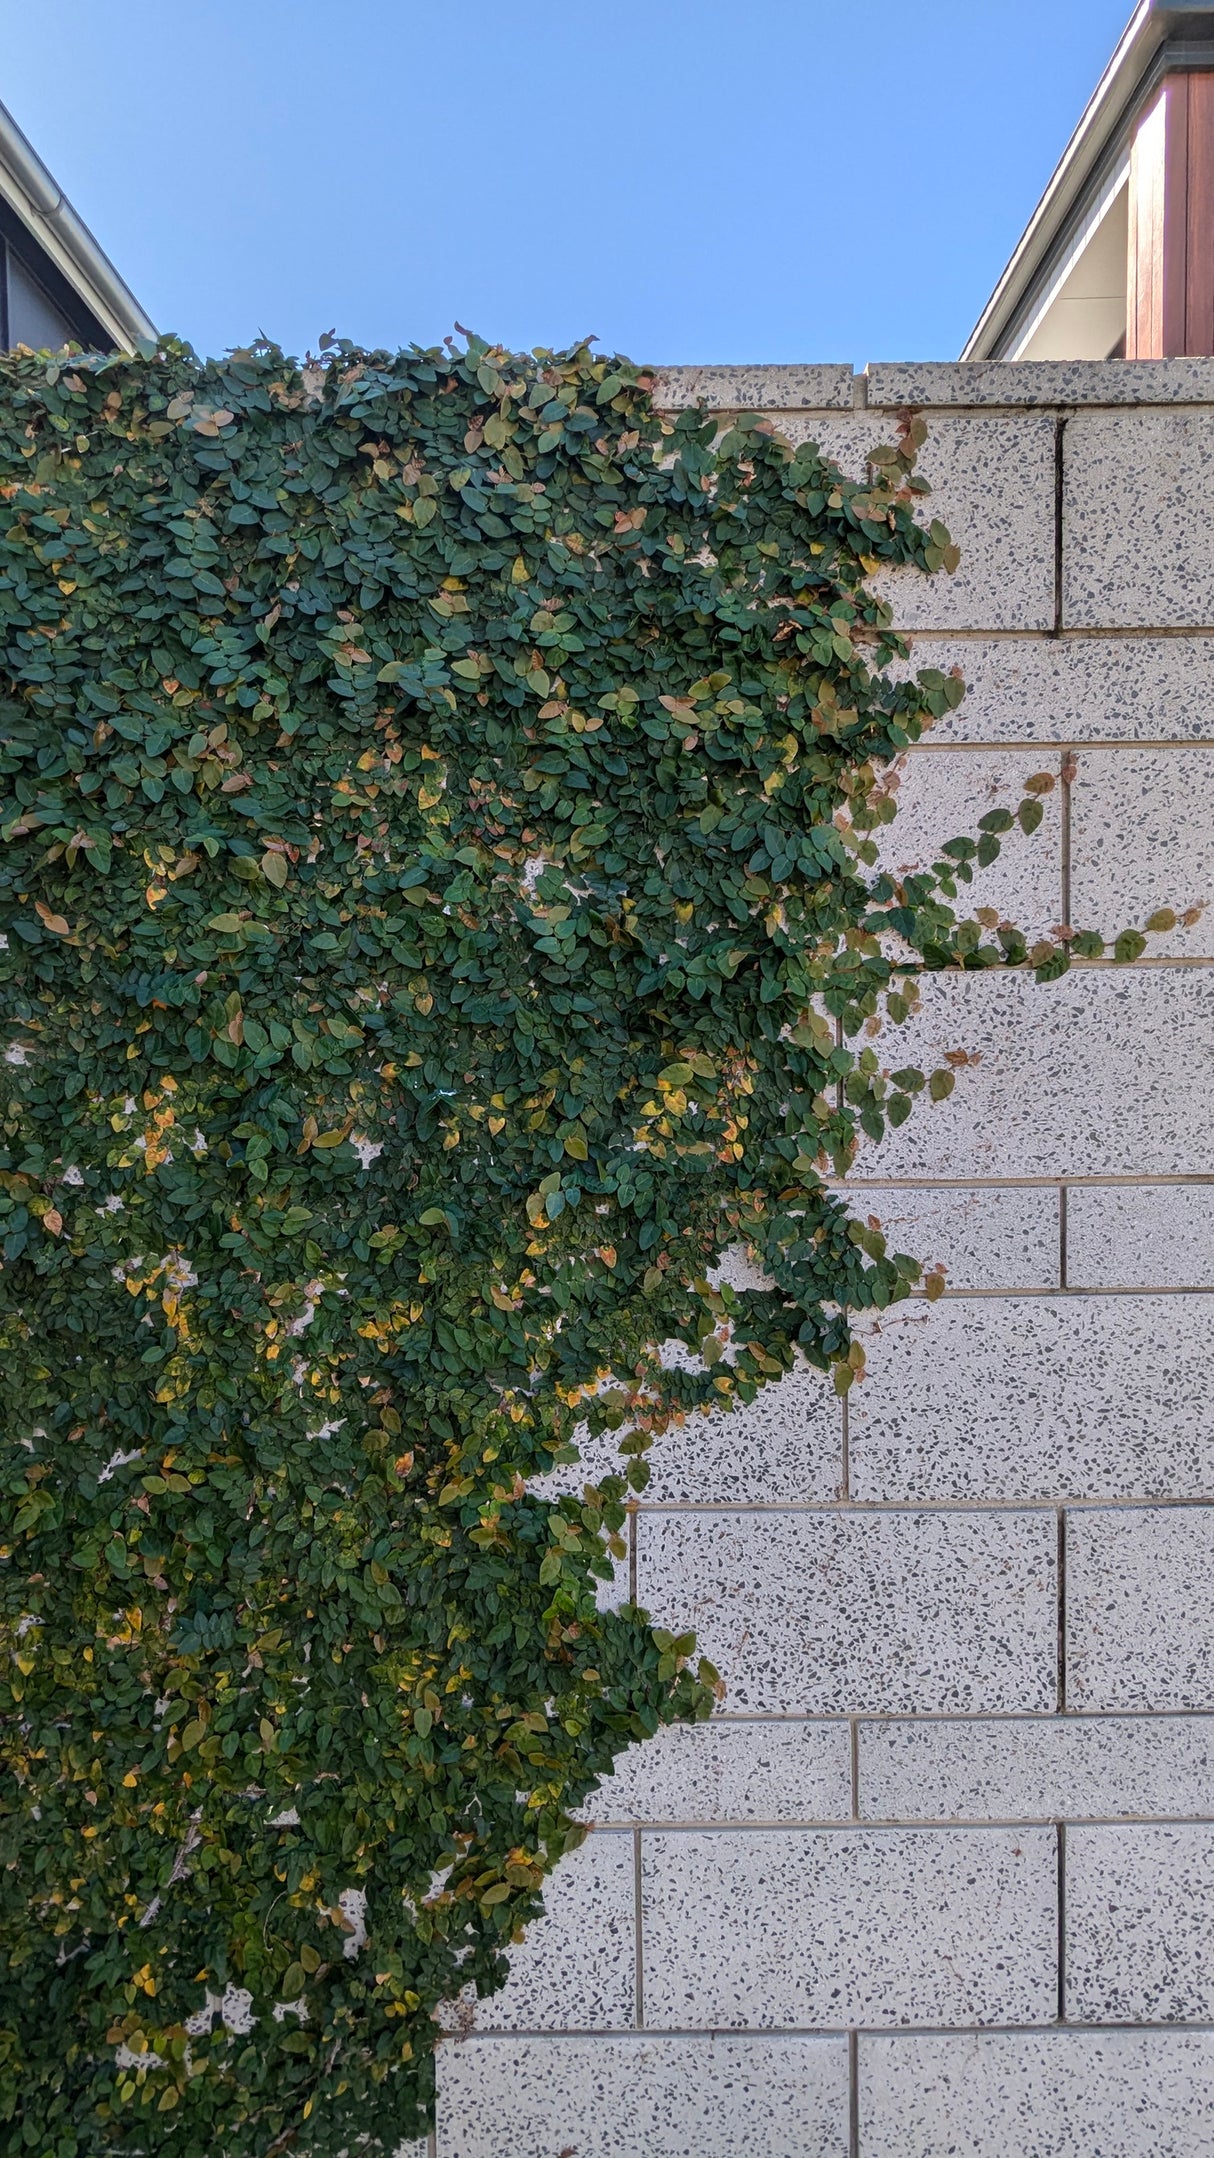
[0,97,155,349]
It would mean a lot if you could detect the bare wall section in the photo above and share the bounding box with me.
[432,360,1214,2158]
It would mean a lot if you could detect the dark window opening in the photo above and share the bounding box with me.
[0,200,114,354]
[5,244,78,350]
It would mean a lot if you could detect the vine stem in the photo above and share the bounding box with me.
[261,2037,344,2157]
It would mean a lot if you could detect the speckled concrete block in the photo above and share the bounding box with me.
[849,1293,1214,1502]
[707,1240,775,1293]
[631,1364,843,1506]
[583,1718,851,1826]
[868,358,1214,407]
[1068,1183,1214,1288]
[530,1360,842,1508]
[1070,745,1214,955]
[874,748,1063,942]
[641,1826,1056,2029]
[471,1833,634,2033]
[435,2033,850,2158]
[840,1184,1060,1291]
[789,412,1056,632]
[858,2028,1214,2157]
[898,632,1214,745]
[855,967,1214,1179]
[653,363,855,413]
[637,1510,1056,1714]
[1064,410,1214,628]
[1067,1507,1214,1711]
[1067,1824,1214,2021]
[858,1713,1214,1822]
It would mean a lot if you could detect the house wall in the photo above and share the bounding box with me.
[427,358,1214,2158]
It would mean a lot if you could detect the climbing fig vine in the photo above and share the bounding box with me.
[0,334,1150,2153]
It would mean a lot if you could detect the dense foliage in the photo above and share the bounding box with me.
[0,334,1130,2153]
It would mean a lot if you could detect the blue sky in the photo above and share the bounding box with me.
[3,0,1132,367]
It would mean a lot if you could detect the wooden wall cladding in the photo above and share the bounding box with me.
[1129,72,1214,358]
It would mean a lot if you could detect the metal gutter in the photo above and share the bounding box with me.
[963,1,1214,361]
[0,96,155,350]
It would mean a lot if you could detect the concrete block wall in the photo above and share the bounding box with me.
[429,361,1214,2157]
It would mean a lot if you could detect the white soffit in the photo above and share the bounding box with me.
[1009,163,1130,361]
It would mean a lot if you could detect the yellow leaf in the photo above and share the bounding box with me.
[43,1208,63,1237]
[34,901,70,936]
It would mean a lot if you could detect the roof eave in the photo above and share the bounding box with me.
[0,97,155,351]
[963,1,1214,361]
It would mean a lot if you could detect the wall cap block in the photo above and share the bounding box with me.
[655,359,1214,414]
[652,364,854,411]
[867,359,1214,406]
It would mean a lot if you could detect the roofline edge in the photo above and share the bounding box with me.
[962,2,1214,362]
[0,98,156,351]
